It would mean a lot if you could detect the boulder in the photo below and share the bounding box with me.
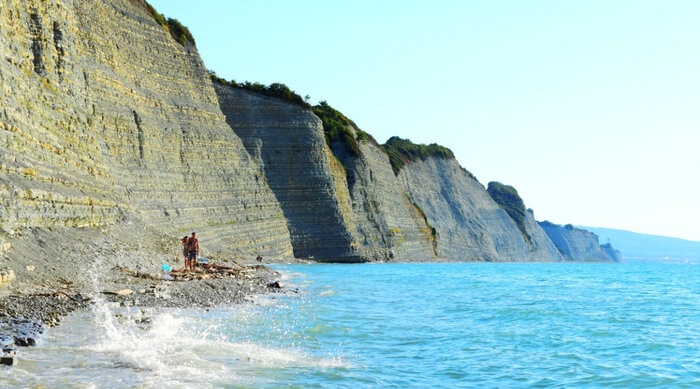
[0,269,15,283]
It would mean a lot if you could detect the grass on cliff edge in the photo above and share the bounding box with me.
[143,1,195,46]
[486,181,532,245]
[211,72,310,109]
[312,101,377,158]
[382,136,464,176]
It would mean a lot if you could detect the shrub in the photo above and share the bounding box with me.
[312,101,377,158]
[381,136,459,175]
[487,181,532,245]
[143,2,195,46]
[211,72,310,108]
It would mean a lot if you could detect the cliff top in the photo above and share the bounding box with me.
[382,137,456,175]
[211,74,310,108]
[312,101,377,157]
[142,1,195,46]
[540,220,596,236]
[487,182,531,244]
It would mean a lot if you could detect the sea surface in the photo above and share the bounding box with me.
[1,262,699,388]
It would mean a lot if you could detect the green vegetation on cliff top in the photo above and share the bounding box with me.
[143,1,195,46]
[487,182,532,245]
[211,73,310,109]
[312,101,377,158]
[382,137,457,175]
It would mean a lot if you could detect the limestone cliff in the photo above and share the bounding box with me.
[0,0,293,259]
[395,155,563,261]
[213,84,356,260]
[0,0,619,265]
[600,243,623,262]
[538,221,618,262]
[328,137,437,261]
[214,87,436,261]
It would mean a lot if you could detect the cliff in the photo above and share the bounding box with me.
[214,87,435,261]
[389,143,563,261]
[538,222,618,262]
[0,0,293,259]
[0,0,619,267]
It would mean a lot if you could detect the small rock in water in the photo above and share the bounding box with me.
[0,355,15,366]
[267,281,283,289]
[14,337,35,347]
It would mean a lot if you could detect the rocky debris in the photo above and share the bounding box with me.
[267,281,284,289]
[0,261,282,367]
[0,315,43,357]
[0,292,89,365]
[104,263,284,309]
[0,294,88,327]
[0,269,16,283]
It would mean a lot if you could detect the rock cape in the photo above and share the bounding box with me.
[538,221,620,262]
[395,157,564,261]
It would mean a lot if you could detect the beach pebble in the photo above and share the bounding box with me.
[0,269,15,283]
[0,355,16,366]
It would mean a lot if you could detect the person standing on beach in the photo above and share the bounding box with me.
[187,232,199,271]
[182,236,190,270]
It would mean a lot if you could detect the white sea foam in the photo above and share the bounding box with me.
[319,289,335,297]
[76,260,345,388]
[215,341,348,369]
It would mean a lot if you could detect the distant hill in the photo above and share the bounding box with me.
[578,227,700,261]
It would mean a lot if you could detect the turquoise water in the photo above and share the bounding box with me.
[2,262,699,388]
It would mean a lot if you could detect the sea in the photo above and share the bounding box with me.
[1,262,699,388]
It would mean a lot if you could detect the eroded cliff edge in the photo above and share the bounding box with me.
[0,0,294,270]
[392,151,562,261]
[214,86,436,261]
[539,222,621,262]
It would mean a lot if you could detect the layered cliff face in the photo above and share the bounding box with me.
[395,156,563,261]
[213,85,356,260]
[538,222,617,262]
[0,0,293,258]
[329,139,437,261]
[214,87,436,261]
[486,182,564,261]
[600,243,623,262]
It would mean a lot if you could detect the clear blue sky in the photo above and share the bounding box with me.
[149,0,700,241]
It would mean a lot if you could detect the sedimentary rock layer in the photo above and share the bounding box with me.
[0,0,293,258]
[213,84,356,260]
[538,221,617,262]
[330,140,437,261]
[396,157,564,261]
[214,85,436,261]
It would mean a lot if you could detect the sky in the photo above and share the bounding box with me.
[149,0,700,241]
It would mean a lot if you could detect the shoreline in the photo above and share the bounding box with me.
[0,261,287,366]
